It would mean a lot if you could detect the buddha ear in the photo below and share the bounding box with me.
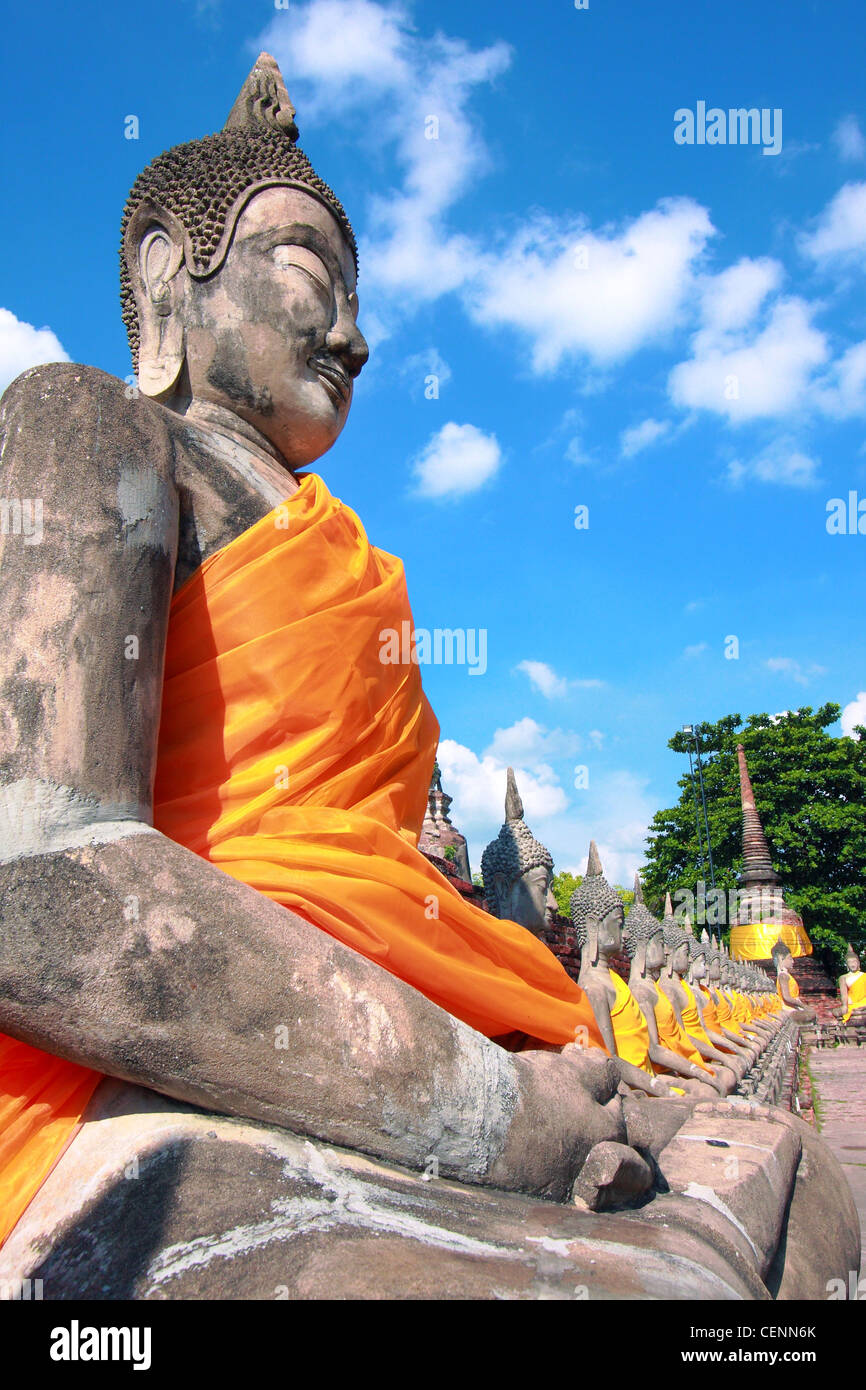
[586,914,600,966]
[125,198,188,399]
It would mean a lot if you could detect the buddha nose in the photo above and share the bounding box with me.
[325,316,369,379]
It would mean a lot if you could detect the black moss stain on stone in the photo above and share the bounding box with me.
[206,340,274,415]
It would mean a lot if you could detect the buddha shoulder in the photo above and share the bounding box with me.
[0,362,174,497]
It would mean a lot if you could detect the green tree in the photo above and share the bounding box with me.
[643,704,866,975]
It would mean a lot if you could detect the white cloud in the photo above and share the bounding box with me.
[410,421,501,498]
[0,307,69,395]
[260,0,413,112]
[516,660,569,699]
[725,438,820,489]
[832,116,866,163]
[812,341,866,419]
[841,691,866,737]
[765,656,827,685]
[697,257,784,333]
[400,347,452,396]
[515,661,605,700]
[485,717,582,766]
[800,181,866,263]
[436,737,567,836]
[683,642,708,658]
[588,729,604,749]
[619,417,671,458]
[436,737,653,889]
[465,199,714,372]
[669,297,828,424]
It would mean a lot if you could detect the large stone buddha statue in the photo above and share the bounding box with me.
[0,54,641,1248]
[1,55,861,1300]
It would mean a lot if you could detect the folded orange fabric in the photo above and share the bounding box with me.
[0,470,606,1249]
[153,472,604,1048]
[0,1034,100,1248]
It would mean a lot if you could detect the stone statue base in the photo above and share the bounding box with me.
[0,1080,857,1300]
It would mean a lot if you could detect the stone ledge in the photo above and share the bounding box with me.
[655,1110,801,1278]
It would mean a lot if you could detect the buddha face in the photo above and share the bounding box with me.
[846,948,860,973]
[136,185,368,465]
[645,930,665,976]
[591,903,624,959]
[690,951,707,983]
[672,941,690,975]
[708,956,722,983]
[507,864,555,937]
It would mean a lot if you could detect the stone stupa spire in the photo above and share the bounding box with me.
[731,743,813,962]
[736,745,779,888]
[418,758,471,882]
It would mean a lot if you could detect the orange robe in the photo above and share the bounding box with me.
[777,975,800,1006]
[609,974,653,1074]
[653,985,710,1071]
[695,985,737,1053]
[1,471,605,1248]
[0,1038,100,1248]
[678,980,713,1047]
[843,971,866,1021]
[714,988,744,1037]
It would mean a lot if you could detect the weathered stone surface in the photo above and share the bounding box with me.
[656,1108,801,1278]
[571,1141,653,1211]
[0,1083,766,1301]
[757,1089,862,1298]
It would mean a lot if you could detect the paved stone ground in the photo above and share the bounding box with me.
[809,1045,866,1269]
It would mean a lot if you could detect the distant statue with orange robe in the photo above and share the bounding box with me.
[771,939,817,1024]
[838,944,866,1024]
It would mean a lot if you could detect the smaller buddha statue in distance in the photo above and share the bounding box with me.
[623,877,724,1098]
[657,901,739,1093]
[686,931,754,1079]
[771,939,817,1024]
[838,943,866,1024]
[744,965,779,1036]
[570,845,680,1098]
[481,768,556,940]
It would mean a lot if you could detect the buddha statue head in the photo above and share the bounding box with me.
[771,936,794,978]
[707,939,724,985]
[481,769,555,936]
[569,842,624,966]
[662,912,691,979]
[687,930,709,986]
[120,52,368,465]
[622,874,665,981]
[845,942,861,974]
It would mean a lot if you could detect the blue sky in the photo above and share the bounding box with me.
[2,0,865,885]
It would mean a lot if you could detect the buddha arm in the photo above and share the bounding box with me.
[580,976,669,1097]
[0,365,619,1200]
[637,990,711,1084]
[666,985,733,1068]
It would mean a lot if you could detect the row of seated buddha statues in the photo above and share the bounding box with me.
[480,771,794,1099]
[0,57,858,1296]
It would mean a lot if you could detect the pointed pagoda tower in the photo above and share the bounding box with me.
[417,759,472,883]
[730,744,812,960]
